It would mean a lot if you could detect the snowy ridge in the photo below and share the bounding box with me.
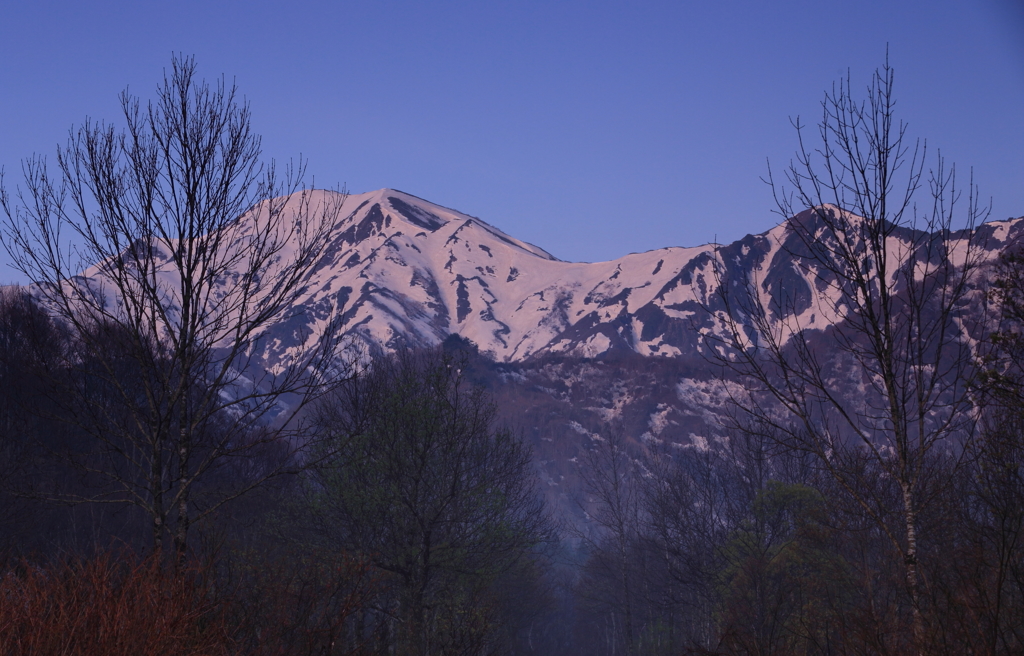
[241,188,725,365]
[212,191,1024,369]
[69,189,1024,370]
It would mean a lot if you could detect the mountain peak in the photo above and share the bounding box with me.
[73,189,1024,366]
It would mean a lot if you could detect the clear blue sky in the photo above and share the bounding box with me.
[1,1,1021,282]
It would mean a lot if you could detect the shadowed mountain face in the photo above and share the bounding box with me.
[186,189,1017,510]
[60,188,1024,517]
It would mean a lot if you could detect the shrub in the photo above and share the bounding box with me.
[0,551,235,656]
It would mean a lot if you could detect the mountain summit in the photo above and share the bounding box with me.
[259,188,723,365]
[234,189,1023,371]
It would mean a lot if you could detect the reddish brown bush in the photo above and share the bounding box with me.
[0,552,236,656]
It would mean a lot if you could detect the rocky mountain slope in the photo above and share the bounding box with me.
[235,188,1019,370]
[202,188,1015,512]
[254,187,720,364]
[63,188,1024,515]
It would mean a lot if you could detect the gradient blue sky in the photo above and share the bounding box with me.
[1,1,1022,282]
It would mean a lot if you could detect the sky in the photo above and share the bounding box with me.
[1,0,1022,283]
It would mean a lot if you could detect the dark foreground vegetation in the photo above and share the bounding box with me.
[1,55,1023,655]
[0,307,552,655]
[2,289,1024,656]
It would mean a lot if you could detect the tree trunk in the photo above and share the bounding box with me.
[619,535,636,656]
[152,445,164,554]
[901,482,925,653]
[174,424,190,567]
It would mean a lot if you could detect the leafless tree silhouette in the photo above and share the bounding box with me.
[702,59,989,653]
[0,55,349,562]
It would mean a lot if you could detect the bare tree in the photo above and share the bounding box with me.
[702,59,989,652]
[0,56,348,562]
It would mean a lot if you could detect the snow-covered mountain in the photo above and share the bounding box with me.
[272,187,717,362]
[54,187,1024,516]
[240,188,1021,372]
